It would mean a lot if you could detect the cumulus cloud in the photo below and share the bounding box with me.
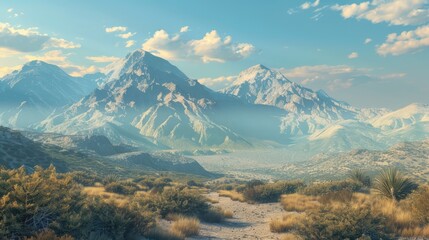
[0,22,80,53]
[364,38,372,44]
[86,56,120,63]
[377,24,429,55]
[348,52,359,59]
[117,32,136,39]
[105,26,127,33]
[7,8,13,13]
[332,0,429,26]
[180,26,189,33]
[142,28,255,63]
[125,40,135,48]
[301,0,320,10]
[198,75,237,90]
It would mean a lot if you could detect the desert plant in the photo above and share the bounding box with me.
[270,213,306,233]
[300,180,364,196]
[24,230,74,240]
[373,168,417,201]
[243,180,305,203]
[105,180,140,195]
[281,194,320,212]
[171,216,200,237]
[350,169,371,187]
[408,185,429,223]
[298,204,392,240]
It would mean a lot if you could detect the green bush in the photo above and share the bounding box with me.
[142,188,209,218]
[301,180,364,196]
[83,198,155,239]
[0,166,86,238]
[298,204,392,240]
[105,181,140,195]
[243,180,305,203]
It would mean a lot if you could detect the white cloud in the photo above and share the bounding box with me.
[142,28,255,63]
[301,0,320,10]
[333,0,429,26]
[105,26,127,33]
[0,22,80,52]
[125,40,135,48]
[180,26,190,33]
[0,47,20,58]
[348,52,359,59]
[7,8,13,13]
[377,24,429,55]
[45,37,81,49]
[86,56,120,63]
[117,32,136,39]
[198,75,237,90]
[364,38,372,44]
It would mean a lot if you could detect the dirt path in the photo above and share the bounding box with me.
[190,192,285,240]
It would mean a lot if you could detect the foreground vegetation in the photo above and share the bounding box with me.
[0,166,229,240]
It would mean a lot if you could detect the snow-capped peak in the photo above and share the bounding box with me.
[102,49,187,83]
[232,64,289,86]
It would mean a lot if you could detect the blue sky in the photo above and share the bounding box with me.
[0,0,428,108]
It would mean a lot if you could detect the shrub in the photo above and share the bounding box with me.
[67,171,101,186]
[146,226,184,240]
[171,216,200,237]
[409,185,429,223]
[105,181,140,195]
[350,169,371,187]
[298,204,392,240]
[84,197,155,239]
[281,194,320,212]
[270,213,306,233]
[0,166,86,238]
[318,189,353,205]
[142,188,209,218]
[200,206,228,223]
[218,190,245,202]
[243,180,305,203]
[24,230,74,240]
[373,168,417,201]
[300,180,364,196]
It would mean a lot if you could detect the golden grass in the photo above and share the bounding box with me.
[281,233,304,240]
[400,225,429,238]
[206,197,219,204]
[221,209,234,218]
[281,194,320,212]
[83,186,128,206]
[147,225,184,240]
[270,213,306,233]
[218,190,245,202]
[171,216,200,237]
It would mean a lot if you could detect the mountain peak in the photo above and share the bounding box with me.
[103,49,188,82]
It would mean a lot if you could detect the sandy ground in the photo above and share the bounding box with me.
[189,192,285,240]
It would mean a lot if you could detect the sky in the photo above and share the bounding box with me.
[0,0,428,109]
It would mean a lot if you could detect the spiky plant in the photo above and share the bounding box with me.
[373,168,417,201]
[350,169,371,187]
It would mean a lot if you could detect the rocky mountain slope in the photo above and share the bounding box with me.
[39,50,285,149]
[0,61,97,129]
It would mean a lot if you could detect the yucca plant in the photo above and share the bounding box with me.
[373,168,417,201]
[350,169,371,187]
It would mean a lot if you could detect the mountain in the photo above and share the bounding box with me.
[0,126,215,177]
[222,64,360,136]
[0,61,97,129]
[39,50,286,149]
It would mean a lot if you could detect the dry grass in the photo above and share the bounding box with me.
[270,213,306,233]
[83,186,128,206]
[146,225,184,240]
[281,233,304,240]
[221,209,234,218]
[171,216,200,237]
[218,190,245,202]
[206,197,219,204]
[281,194,320,212]
[400,225,429,238]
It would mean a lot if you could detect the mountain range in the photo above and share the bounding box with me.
[0,49,428,155]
